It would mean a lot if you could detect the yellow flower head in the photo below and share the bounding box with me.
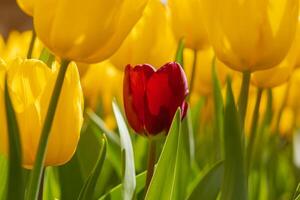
[33,0,148,63]
[168,0,209,50]
[0,58,83,168]
[202,0,299,72]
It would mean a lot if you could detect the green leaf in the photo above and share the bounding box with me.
[0,155,7,199]
[175,38,185,67]
[58,154,84,200]
[82,118,122,196]
[4,76,24,200]
[145,109,188,200]
[98,171,147,200]
[112,101,136,200]
[221,79,247,200]
[293,183,300,200]
[182,108,195,163]
[191,97,205,135]
[86,109,120,146]
[212,57,224,159]
[39,48,55,68]
[77,135,107,200]
[187,161,224,200]
[43,167,61,200]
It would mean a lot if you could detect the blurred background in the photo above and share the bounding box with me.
[0,0,32,38]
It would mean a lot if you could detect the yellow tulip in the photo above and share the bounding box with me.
[110,0,176,70]
[185,48,231,96]
[202,0,299,72]
[0,59,83,168]
[168,0,209,50]
[0,31,43,62]
[17,0,34,16]
[252,18,300,88]
[33,0,148,63]
[81,61,123,129]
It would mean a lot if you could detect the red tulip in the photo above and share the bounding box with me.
[123,62,189,136]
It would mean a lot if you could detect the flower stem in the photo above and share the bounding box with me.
[27,30,36,59]
[238,71,251,129]
[38,169,45,200]
[247,88,263,172]
[145,139,156,196]
[26,59,70,200]
[187,49,198,101]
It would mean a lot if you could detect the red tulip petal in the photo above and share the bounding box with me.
[123,64,155,134]
[146,62,189,134]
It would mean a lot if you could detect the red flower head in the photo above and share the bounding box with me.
[123,62,189,136]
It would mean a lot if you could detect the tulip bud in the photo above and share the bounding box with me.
[0,58,83,168]
[123,62,189,136]
[202,0,299,72]
[33,0,148,63]
[168,0,209,50]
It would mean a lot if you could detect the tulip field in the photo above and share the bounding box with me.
[1,0,300,199]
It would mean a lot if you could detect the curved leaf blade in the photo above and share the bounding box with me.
[4,76,24,200]
[187,161,224,200]
[112,101,136,200]
[221,79,247,200]
[145,109,188,200]
[77,135,107,200]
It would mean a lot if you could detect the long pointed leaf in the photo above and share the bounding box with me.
[146,109,189,200]
[5,76,24,200]
[77,135,107,200]
[221,79,247,200]
[98,171,147,200]
[112,101,136,200]
[187,161,224,200]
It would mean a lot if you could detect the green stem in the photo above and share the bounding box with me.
[27,30,36,59]
[238,71,251,129]
[247,88,263,172]
[145,139,156,196]
[26,59,70,200]
[187,49,198,101]
[38,169,45,200]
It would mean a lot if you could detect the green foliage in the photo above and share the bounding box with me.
[145,109,190,200]
[4,77,24,200]
[187,161,224,200]
[77,136,107,200]
[112,101,136,200]
[221,79,247,200]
